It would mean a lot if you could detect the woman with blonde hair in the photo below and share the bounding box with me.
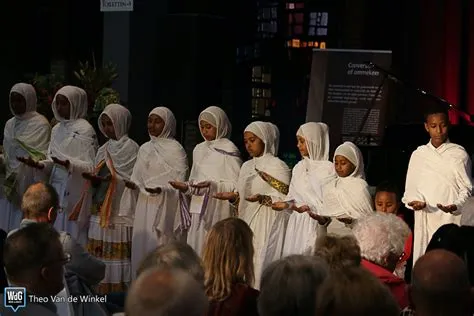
[203,217,259,316]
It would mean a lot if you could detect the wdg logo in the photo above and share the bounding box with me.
[4,287,26,312]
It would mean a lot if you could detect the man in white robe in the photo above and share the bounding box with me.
[402,107,473,265]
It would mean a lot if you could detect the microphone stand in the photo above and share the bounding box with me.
[365,62,474,126]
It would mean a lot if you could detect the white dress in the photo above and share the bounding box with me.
[119,107,188,279]
[282,122,336,256]
[237,121,291,287]
[41,86,98,246]
[402,140,473,265]
[1,83,51,232]
[186,106,242,256]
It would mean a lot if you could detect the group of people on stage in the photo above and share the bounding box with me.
[1,82,472,294]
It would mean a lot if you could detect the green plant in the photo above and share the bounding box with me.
[27,73,65,121]
[74,53,119,115]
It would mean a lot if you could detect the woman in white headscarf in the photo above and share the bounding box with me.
[321,141,374,236]
[169,106,242,255]
[119,107,188,279]
[1,83,51,231]
[274,122,336,256]
[215,121,291,286]
[69,104,139,293]
[23,86,99,245]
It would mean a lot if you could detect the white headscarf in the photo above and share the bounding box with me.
[334,141,366,179]
[289,122,336,210]
[47,86,97,165]
[3,83,50,174]
[322,141,373,218]
[238,121,291,221]
[244,121,279,156]
[52,85,88,121]
[198,106,231,140]
[130,107,188,189]
[96,104,139,179]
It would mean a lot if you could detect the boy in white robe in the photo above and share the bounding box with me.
[402,106,473,265]
[2,83,51,231]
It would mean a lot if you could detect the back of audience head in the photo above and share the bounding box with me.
[314,234,361,269]
[315,266,400,316]
[258,255,328,316]
[374,180,401,214]
[4,223,66,297]
[202,217,254,301]
[21,182,59,223]
[353,212,410,272]
[125,267,208,316]
[137,241,203,284]
[411,249,473,316]
[426,223,465,259]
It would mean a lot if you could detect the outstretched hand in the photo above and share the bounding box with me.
[295,205,310,213]
[337,217,354,225]
[190,181,211,189]
[408,201,426,211]
[272,201,288,211]
[308,212,331,225]
[124,180,138,190]
[437,204,457,213]
[246,194,261,203]
[52,156,70,168]
[169,181,188,192]
[17,156,44,169]
[145,187,162,194]
[213,192,237,201]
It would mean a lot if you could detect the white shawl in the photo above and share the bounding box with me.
[322,141,373,219]
[120,107,188,234]
[402,141,473,263]
[3,83,50,177]
[287,122,336,212]
[189,106,242,229]
[47,86,98,170]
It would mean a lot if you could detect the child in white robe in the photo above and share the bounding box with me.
[402,106,473,265]
[170,106,242,256]
[275,122,336,256]
[322,141,374,236]
[71,104,139,293]
[1,83,51,231]
[22,86,98,246]
[119,107,188,279]
[215,121,291,287]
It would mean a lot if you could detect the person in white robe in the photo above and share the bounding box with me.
[273,122,336,256]
[402,108,473,265]
[322,141,374,236]
[215,121,291,287]
[1,83,51,232]
[22,86,98,246]
[119,107,189,279]
[70,104,139,293]
[169,106,242,255]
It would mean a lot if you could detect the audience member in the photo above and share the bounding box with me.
[315,266,400,316]
[125,267,208,316]
[258,255,328,316]
[425,223,465,259]
[11,182,105,285]
[0,223,67,315]
[203,218,258,316]
[408,249,473,316]
[314,234,361,269]
[353,212,410,308]
[137,241,204,283]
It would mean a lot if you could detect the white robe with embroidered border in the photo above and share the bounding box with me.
[402,141,473,265]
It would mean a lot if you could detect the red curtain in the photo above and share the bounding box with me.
[467,1,474,115]
[416,0,465,124]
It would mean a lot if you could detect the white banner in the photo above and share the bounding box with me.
[100,0,134,12]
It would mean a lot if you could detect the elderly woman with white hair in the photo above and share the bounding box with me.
[352,212,411,309]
